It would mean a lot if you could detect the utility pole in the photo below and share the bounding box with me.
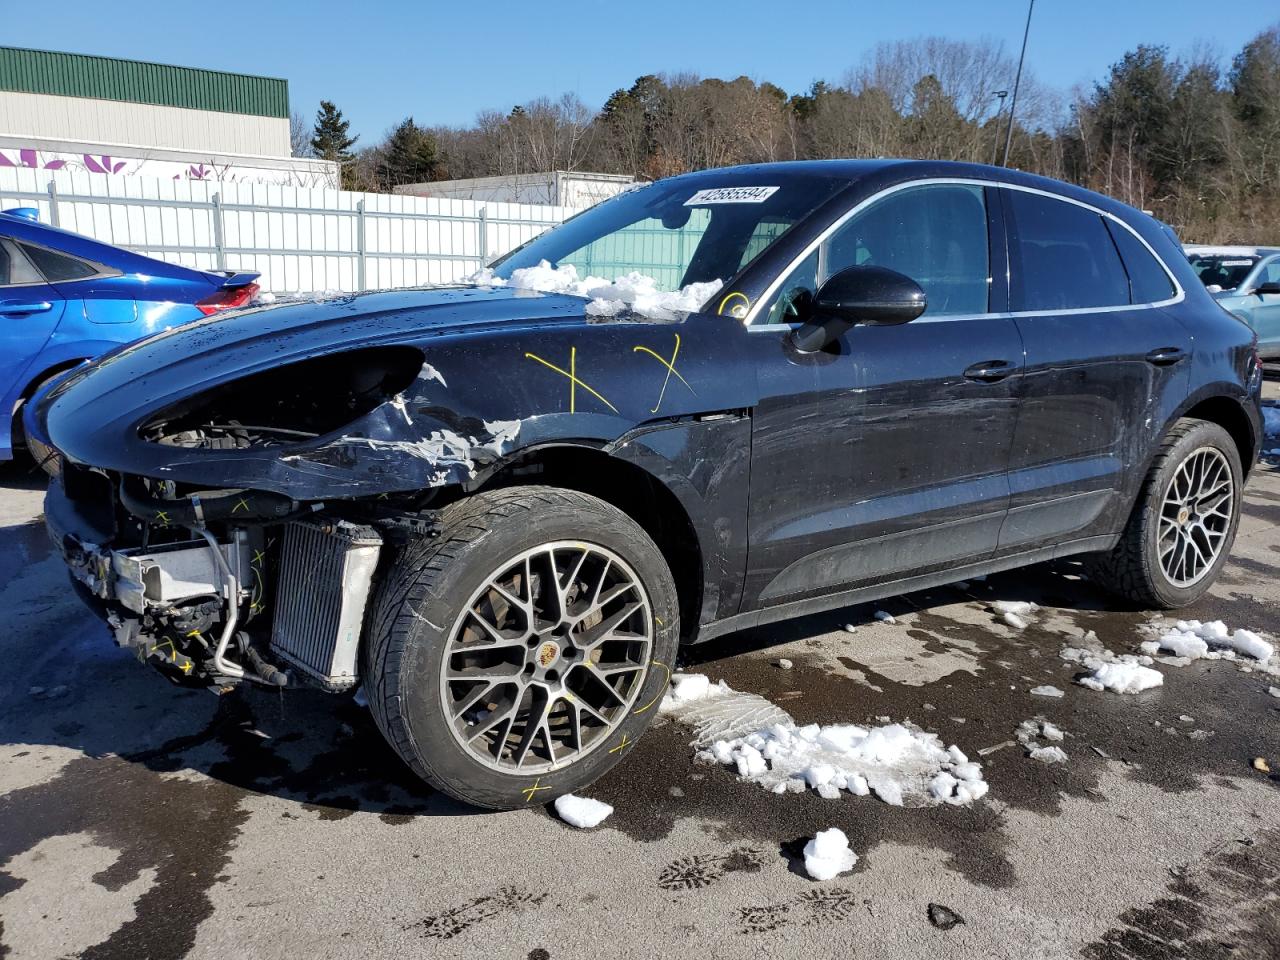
[990,90,1009,166]
[1002,0,1035,167]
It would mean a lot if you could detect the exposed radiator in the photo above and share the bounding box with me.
[269,519,383,690]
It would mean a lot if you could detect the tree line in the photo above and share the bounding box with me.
[296,25,1280,244]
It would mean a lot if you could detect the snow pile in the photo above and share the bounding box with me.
[660,673,988,807]
[469,261,722,321]
[658,674,791,743]
[1142,620,1275,664]
[1062,646,1163,694]
[554,794,613,828]
[803,828,858,881]
[873,610,897,624]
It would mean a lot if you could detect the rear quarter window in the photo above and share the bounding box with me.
[1104,220,1176,304]
[1005,189,1130,311]
[21,243,99,282]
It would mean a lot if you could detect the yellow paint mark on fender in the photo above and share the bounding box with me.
[524,348,618,414]
[633,333,695,414]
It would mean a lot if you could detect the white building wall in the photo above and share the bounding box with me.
[0,90,290,156]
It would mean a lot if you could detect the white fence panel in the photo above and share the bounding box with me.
[0,169,576,294]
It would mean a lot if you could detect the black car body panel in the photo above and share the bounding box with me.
[31,159,1264,646]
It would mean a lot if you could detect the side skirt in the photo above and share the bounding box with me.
[691,534,1118,643]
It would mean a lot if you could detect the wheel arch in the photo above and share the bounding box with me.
[1178,393,1260,475]
[477,442,708,641]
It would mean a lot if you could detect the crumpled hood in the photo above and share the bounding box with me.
[31,284,757,500]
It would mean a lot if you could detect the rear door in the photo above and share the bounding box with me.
[996,186,1188,553]
[742,181,1024,610]
[0,238,65,399]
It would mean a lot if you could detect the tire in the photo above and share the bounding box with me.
[14,370,68,477]
[363,485,679,810]
[1088,418,1243,608]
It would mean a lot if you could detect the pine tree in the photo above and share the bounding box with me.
[376,117,440,187]
[310,101,358,163]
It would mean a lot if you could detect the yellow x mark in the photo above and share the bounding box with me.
[525,347,618,414]
[633,334,695,413]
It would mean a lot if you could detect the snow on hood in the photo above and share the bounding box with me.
[470,261,723,322]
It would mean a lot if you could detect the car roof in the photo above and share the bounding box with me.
[1184,245,1280,258]
[665,158,1159,227]
[0,210,214,283]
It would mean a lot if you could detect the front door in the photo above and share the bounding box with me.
[742,182,1024,611]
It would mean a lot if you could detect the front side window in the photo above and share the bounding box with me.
[755,182,990,324]
[1260,258,1280,287]
[1006,190,1130,311]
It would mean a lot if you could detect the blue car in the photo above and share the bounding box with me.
[1185,245,1280,359]
[1,207,259,461]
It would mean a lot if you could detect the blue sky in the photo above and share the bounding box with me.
[6,1,1277,141]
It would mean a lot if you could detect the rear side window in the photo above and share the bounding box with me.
[21,243,99,282]
[1105,220,1176,303]
[1005,190,1130,311]
[0,240,46,286]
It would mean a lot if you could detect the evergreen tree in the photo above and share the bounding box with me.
[376,117,440,187]
[310,101,359,163]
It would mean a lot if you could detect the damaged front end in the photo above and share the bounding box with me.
[46,461,416,690]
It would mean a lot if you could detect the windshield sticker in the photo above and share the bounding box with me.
[685,186,779,206]
[1220,259,1254,266]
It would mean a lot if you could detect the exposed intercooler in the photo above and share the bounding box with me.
[269,519,383,690]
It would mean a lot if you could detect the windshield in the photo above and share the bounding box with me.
[1189,255,1259,291]
[487,173,847,315]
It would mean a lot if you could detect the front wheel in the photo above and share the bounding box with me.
[1089,418,1243,608]
[363,486,679,809]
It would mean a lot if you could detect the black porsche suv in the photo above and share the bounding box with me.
[30,159,1264,809]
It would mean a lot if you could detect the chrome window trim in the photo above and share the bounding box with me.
[743,176,1185,327]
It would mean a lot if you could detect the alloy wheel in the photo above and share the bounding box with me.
[440,541,653,774]
[1157,446,1234,588]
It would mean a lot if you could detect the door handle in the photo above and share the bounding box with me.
[963,360,1014,382]
[0,301,52,316]
[1145,347,1186,366]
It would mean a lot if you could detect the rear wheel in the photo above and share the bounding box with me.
[1088,419,1242,608]
[363,486,678,809]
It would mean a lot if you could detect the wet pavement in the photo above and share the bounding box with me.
[2,404,1279,960]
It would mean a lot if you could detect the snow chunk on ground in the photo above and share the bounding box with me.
[874,610,897,624]
[1079,661,1164,694]
[554,794,613,828]
[994,601,1036,616]
[1062,646,1163,694]
[1152,620,1275,663]
[1030,685,1065,698]
[1030,746,1068,764]
[469,261,722,321]
[803,828,858,880]
[664,674,988,806]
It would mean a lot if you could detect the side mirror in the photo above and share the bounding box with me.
[789,265,926,353]
[1254,281,1280,296]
